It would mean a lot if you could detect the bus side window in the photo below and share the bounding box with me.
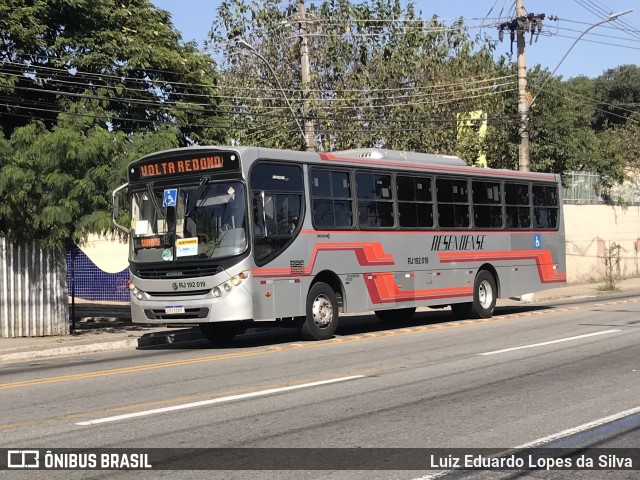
[533,185,559,229]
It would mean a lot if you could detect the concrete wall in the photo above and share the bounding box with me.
[564,204,640,283]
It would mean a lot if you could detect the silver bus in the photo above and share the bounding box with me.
[113,146,566,342]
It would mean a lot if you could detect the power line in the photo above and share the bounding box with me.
[549,33,640,50]
[553,25,640,43]
[1,60,516,96]
[573,0,640,41]
[1,70,516,112]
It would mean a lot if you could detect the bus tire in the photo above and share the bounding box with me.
[470,270,497,318]
[199,322,240,345]
[374,307,416,322]
[299,282,339,341]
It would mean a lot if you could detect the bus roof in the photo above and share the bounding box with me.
[129,145,558,183]
[331,148,467,166]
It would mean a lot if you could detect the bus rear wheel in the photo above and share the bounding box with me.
[298,282,339,341]
[451,270,497,319]
[472,270,497,318]
[199,322,241,345]
[374,307,416,322]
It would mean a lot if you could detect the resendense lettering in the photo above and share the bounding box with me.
[139,156,224,178]
[430,234,487,251]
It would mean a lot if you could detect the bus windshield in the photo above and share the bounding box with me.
[130,181,247,263]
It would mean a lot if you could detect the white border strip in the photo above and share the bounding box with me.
[515,404,640,449]
[477,330,621,356]
[411,404,640,480]
[76,375,365,426]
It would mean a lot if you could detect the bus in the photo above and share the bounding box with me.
[112,146,566,342]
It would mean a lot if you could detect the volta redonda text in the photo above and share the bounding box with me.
[138,156,224,178]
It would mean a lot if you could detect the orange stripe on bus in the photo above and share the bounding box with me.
[363,273,473,303]
[438,250,566,283]
[252,242,394,277]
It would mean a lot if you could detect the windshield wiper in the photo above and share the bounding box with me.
[146,182,165,220]
[185,176,211,218]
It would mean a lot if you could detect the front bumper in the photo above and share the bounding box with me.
[129,285,253,324]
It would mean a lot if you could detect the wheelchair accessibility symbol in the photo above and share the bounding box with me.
[163,188,177,207]
[534,234,542,249]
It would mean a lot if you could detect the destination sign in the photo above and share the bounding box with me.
[128,152,240,181]
[133,236,162,250]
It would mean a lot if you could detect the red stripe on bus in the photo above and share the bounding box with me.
[252,242,394,277]
[318,152,556,180]
[301,230,559,235]
[364,273,473,303]
[437,250,566,283]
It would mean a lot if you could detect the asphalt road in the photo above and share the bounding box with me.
[1,296,639,479]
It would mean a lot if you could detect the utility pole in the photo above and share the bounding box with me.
[516,0,529,172]
[298,0,315,152]
[498,3,548,171]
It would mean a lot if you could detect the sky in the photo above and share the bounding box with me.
[152,0,640,79]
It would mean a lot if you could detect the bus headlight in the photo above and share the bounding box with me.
[211,271,250,298]
[130,286,144,300]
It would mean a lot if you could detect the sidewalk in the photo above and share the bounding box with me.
[1,278,639,364]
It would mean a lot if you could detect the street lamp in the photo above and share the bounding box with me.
[236,39,308,150]
[530,9,633,105]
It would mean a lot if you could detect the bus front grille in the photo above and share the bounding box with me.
[144,308,209,321]
[134,265,223,279]
[146,290,210,298]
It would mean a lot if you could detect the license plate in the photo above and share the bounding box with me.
[164,305,185,314]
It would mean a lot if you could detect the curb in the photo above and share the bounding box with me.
[2,288,639,363]
[0,328,204,363]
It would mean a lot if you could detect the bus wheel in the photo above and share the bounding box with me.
[470,270,497,318]
[299,282,339,341]
[199,322,240,345]
[374,307,416,322]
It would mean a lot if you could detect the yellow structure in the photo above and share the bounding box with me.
[456,111,488,167]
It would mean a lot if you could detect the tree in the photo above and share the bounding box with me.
[210,0,509,155]
[594,65,640,130]
[483,68,626,181]
[0,109,180,249]
[0,0,224,145]
[0,0,231,250]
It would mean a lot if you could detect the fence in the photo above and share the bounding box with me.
[0,238,69,338]
[563,171,640,205]
[66,248,130,302]
[562,172,602,204]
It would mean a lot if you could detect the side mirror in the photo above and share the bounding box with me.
[112,183,129,233]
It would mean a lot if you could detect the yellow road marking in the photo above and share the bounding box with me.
[1,297,638,391]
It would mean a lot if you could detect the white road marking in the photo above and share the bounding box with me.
[514,404,640,449]
[477,329,621,356]
[76,375,365,426]
[410,404,640,480]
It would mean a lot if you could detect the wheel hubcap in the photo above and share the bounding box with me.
[478,280,494,309]
[312,295,333,328]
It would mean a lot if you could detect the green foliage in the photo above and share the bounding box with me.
[0,112,180,250]
[210,0,506,154]
[208,0,639,183]
[594,65,640,130]
[599,242,621,291]
[0,0,227,249]
[0,0,224,145]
